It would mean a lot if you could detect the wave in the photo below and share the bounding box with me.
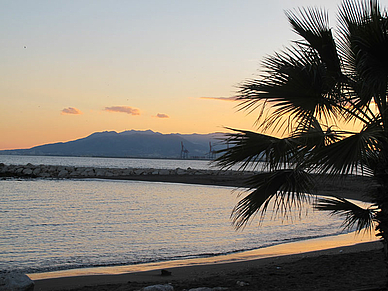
[7,231,352,275]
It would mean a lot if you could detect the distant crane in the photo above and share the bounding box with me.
[180,142,189,159]
[208,142,216,160]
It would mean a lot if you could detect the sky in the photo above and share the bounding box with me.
[0,0,377,150]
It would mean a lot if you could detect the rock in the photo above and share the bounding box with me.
[176,168,186,175]
[104,171,114,177]
[87,171,96,177]
[22,168,33,175]
[58,170,69,178]
[236,281,250,286]
[160,269,171,276]
[70,170,80,177]
[188,288,228,291]
[159,169,170,175]
[134,169,144,175]
[95,170,106,177]
[142,284,174,291]
[15,168,24,174]
[38,173,50,178]
[80,168,95,177]
[0,163,249,181]
[0,271,35,291]
[121,169,133,175]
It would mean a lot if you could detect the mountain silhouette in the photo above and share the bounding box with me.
[1,130,225,159]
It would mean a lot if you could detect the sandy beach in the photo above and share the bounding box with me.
[27,173,386,291]
[31,239,384,291]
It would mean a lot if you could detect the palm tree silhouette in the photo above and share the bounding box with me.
[216,0,388,258]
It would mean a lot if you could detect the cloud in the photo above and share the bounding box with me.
[200,96,238,101]
[104,106,141,115]
[61,107,83,115]
[155,113,169,118]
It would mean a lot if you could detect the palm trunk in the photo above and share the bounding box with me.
[372,145,388,286]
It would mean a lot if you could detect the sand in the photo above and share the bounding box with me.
[32,240,385,291]
[30,173,386,291]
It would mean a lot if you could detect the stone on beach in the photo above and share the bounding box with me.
[58,169,69,177]
[188,288,228,291]
[159,169,170,175]
[0,271,34,291]
[0,163,253,181]
[0,162,373,202]
[142,284,174,291]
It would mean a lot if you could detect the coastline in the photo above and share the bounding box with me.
[32,238,383,291]
[30,231,378,279]
[28,172,381,290]
[3,163,382,290]
[1,163,374,202]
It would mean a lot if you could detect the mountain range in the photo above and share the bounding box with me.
[0,130,227,159]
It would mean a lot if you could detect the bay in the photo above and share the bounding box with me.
[0,155,355,274]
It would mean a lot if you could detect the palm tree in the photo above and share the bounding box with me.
[216,0,388,256]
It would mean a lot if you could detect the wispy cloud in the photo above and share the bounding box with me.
[61,107,83,115]
[200,96,238,101]
[104,106,141,115]
[155,113,169,118]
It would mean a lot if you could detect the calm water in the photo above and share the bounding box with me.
[0,155,213,170]
[0,155,351,274]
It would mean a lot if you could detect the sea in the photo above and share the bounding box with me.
[0,155,363,275]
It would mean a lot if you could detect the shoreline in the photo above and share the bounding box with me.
[3,163,382,290]
[32,240,383,291]
[1,163,374,202]
[30,231,378,280]
[31,232,380,290]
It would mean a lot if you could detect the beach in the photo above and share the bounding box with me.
[27,172,386,291]
[32,240,384,291]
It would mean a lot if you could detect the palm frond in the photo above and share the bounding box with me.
[285,7,341,75]
[232,169,314,228]
[293,117,342,147]
[315,196,376,232]
[220,0,388,238]
[237,45,343,133]
[214,128,300,171]
[338,0,388,119]
[311,123,383,175]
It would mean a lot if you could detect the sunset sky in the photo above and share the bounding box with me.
[1,0,348,150]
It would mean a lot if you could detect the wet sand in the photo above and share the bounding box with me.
[32,240,384,291]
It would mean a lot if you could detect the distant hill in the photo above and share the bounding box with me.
[0,130,227,159]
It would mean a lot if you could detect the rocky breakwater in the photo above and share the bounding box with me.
[0,163,255,187]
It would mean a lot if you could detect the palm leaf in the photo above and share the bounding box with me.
[315,196,376,232]
[293,118,342,148]
[214,128,300,171]
[232,169,314,228]
[310,123,383,176]
[237,43,345,134]
[338,0,388,116]
[285,7,341,76]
